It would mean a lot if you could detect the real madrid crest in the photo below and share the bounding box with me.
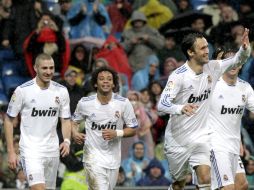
[115,111,120,118]
[242,95,246,103]
[55,96,60,104]
[207,75,212,83]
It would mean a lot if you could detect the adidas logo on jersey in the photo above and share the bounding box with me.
[31,107,57,117]
[188,89,211,103]
[91,122,117,130]
[221,105,244,114]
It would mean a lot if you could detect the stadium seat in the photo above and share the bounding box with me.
[0,92,9,111]
[0,48,15,62]
[0,79,4,93]
[3,75,30,98]
[1,61,21,77]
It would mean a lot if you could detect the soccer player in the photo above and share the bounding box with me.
[72,66,138,190]
[4,53,71,190]
[209,49,253,190]
[157,29,251,190]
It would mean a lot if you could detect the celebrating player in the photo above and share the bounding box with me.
[72,66,138,190]
[158,29,251,190]
[4,53,71,190]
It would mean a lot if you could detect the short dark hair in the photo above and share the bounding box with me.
[90,66,119,93]
[181,32,204,60]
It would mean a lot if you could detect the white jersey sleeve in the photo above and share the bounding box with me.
[7,87,23,117]
[72,98,86,123]
[219,46,251,73]
[245,82,254,112]
[59,88,71,118]
[157,73,184,115]
[123,99,138,128]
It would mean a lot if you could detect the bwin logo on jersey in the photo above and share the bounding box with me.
[91,122,117,130]
[188,89,211,103]
[221,105,244,114]
[31,107,58,117]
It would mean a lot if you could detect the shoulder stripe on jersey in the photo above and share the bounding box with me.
[161,94,172,107]
[113,94,126,101]
[81,95,96,102]
[176,68,187,74]
[20,80,34,88]
[52,81,65,88]
[238,78,246,83]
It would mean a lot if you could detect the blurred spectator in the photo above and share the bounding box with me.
[0,0,12,43]
[96,35,132,86]
[121,11,164,72]
[175,0,193,13]
[52,0,74,38]
[209,4,238,47]
[132,0,178,15]
[107,0,132,36]
[69,44,91,84]
[238,0,254,19]
[159,57,178,87]
[131,55,160,91]
[116,166,132,186]
[157,30,186,74]
[122,141,150,186]
[1,0,48,58]
[137,0,174,29]
[61,68,84,113]
[67,0,111,40]
[136,158,171,186]
[126,91,154,158]
[246,156,254,187]
[23,12,70,78]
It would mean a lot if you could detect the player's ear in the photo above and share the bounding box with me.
[94,84,97,88]
[34,64,38,73]
[187,49,194,57]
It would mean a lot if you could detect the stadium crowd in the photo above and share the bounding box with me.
[0,0,254,189]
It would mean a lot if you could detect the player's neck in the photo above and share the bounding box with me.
[187,60,203,75]
[35,77,50,89]
[222,75,237,85]
[97,92,112,105]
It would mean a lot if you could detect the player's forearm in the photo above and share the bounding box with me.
[157,95,184,115]
[222,46,251,73]
[122,127,136,137]
[4,115,15,153]
[61,118,71,141]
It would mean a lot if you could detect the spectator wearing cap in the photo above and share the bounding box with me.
[121,11,164,72]
[61,68,84,114]
[136,158,171,186]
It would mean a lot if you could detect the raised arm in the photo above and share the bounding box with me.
[220,28,251,73]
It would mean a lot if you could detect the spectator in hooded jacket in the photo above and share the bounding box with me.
[136,158,172,186]
[121,11,164,72]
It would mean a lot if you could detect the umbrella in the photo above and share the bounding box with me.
[159,10,213,34]
[163,27,197,43]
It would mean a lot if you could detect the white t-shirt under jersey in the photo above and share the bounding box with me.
[72,93,138,169]
[157,46,250,146]
[7,79,71,158]
[209,77,254,154]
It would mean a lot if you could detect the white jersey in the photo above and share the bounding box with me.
[209,78,254,154]
[72,93,138,169]
[7,79,71,158]
[157,47,250,146]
